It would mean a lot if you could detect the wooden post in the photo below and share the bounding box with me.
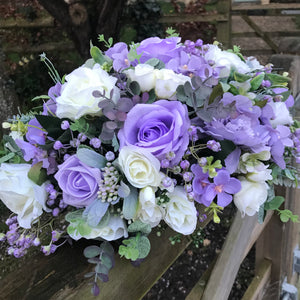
[216,0,231,48]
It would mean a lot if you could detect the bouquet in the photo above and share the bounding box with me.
[0,29,299,295]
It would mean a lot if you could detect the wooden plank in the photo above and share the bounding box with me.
[158,14,228,24]
[241,259,272,300]
[232,31,300,38]
[201,212,259,300]
[216,0,232,48]
[2,41,75,53]
[232,3,300,11]
[0,16,54,28]
[255,186,286,300]
[240,15,278,53]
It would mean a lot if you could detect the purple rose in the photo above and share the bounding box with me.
[54,155,101,208]
[136,37,181,64]
[118,100,190,166]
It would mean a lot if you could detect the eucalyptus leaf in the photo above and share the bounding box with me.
[128,220,151,235]
[137,236,151,259]
[77,147,107,169]
[118,181,131,198]
[83,200,109,227]
[122,186,138,220]
[257,203,266,224]
[100,241,115,258]
[264,196,285,210]
[84,245,101,258]
[65,209,84,223]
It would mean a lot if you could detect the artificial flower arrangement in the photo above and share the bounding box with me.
[0,28,299,295]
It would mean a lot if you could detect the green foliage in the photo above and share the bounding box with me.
[35,115,64,140]
[84,241,115,295]
[112,134,120,152]
[202,156,222,178]
[264,196,285,210]
[250,73,264,91]
[119,233,151,261]
[166,27,179,37]
[128,43,142,62]
[233,72,252,83]
[40,52,62,84]
[98,34,114,49]
[128,220,151,235]
[266,73,291,87]
[70,117,89,133]
[277,209,299,223]
[145,58,165,70]
[27,161,47,186]
[76,147,107,169]
[122,186,139,220]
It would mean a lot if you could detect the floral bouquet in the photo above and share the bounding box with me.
[0,29,299,295]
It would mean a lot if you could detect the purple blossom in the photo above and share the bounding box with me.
[118,100,191,166]
[136,37,181,64]
[42,82,61,116]
[207,140,221,152]
[202,170,241,207]
[105,42,130,71]
[26,118,47,145]
[191,164,210,205]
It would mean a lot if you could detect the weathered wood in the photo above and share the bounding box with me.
[216,0,232,48]
[0,16,54,28]
[232,3,300,11]
[232,31,300,38]
[201,212,258,300]
[240,15,278,53]
[255,187,286,300]
[159,14,228,24]
[3,41,75,53]
[241,259,272,300]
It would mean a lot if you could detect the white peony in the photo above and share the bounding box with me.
[0,163,49,228]
[268,101,293,128]
[137,186,164,227]
[234,177,269,217]
[55,64,120,120]
[164,186,197,235]
[125,64,190,100]
[118,145,162,188]
[205,45,250,78]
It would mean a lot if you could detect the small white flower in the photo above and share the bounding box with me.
[118,145,162,188]
[234,177,269,217]
[164,186,197,235]
[205,45,250,78]
[268,101,293,128]
[137,186,164,227]
[55,64,120,120]
[0,163,49,228]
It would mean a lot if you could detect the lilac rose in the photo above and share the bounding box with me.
[54,155,101,207]
[118,100,190,166]
[136,37,181,64]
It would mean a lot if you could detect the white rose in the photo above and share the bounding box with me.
[0,163,49,228]
[55,64,120,120]
[155,69,191,100]
[205,45,250,78]
[125,65,190,100]
[137,186,164,227]
[234,177,268,217]
[69,215,128,241]
[245,56,264,71]
[268,101,293,128]
[164,186,197,235]
[246,166,272,182]
[118,146,162,188]
[125,64,156,92]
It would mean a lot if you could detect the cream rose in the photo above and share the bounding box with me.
[164,186,197,235]
[0,163,49,228]
[234,177,269,217]
[137,186,164,227]
[125,64,190,100]
[118,146,162,188]
[55,64,120,120]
